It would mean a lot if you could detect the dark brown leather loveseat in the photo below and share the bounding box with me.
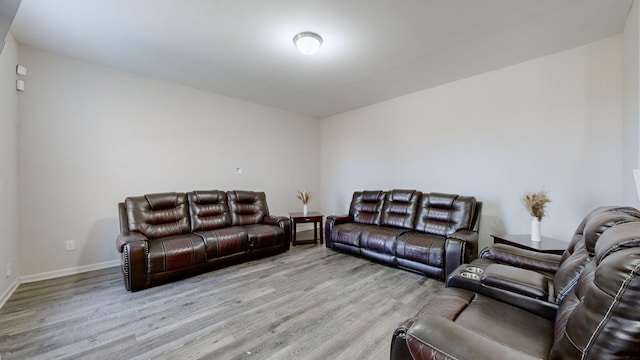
[116,190,290,291]
[325,190,481,280]
[391,210,640,359]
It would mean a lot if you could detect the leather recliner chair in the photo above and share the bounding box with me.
[391,221,640,359]
[445,206,640,319]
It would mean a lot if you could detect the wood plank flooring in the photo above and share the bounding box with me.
[0,243,443,360]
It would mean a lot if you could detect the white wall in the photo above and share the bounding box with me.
[17,46,320,277]
[0,34,19,302]
[321,36,625,251]
[624,0,640,205]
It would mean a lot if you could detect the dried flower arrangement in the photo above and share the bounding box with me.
[521,190,551,221]
[296,190,311,205]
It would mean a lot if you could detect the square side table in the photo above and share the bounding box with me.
[289,212,324,246]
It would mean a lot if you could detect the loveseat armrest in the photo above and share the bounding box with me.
[397,314,542,360]
[263,215,291,251]
[480,243,562,273]
[116,231,148,253]
[444,230,478,278]
[325,215,353,248]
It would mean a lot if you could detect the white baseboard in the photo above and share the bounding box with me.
[20,259,120,284]
[0,277,20,310]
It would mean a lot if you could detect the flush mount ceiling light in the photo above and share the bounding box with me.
[293,32,323,55]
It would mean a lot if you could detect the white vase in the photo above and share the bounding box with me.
[531,218,541,242]
[303,204,308,215]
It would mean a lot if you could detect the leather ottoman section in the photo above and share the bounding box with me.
[195,227,248,258]
[146,233,207,285]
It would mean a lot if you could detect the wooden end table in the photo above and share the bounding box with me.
[289,212,324,246]
[491,234,567,255]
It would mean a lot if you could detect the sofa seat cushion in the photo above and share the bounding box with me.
[408,288,554,359]
[195,227,248,258]
[331,223,374,247]
[147,233,206,274]
[396,232,445,267]
[243,224,285,249]
[360,226,408,255]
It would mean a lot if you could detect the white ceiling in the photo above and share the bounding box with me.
[10,0,634,118]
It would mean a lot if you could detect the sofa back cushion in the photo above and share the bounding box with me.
[551,222,640,359]
[228,190,268,226]
[350,190,385,225]
[380,189,422,229]
[125,192,190,239]
[553,208,640,302]
[187,190,231,231]
[414,193,476,235]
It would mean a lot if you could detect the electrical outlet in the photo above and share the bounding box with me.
[66,240,75,251]
[5,263,11,278]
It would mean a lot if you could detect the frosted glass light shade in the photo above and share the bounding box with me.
[293,32,323,55]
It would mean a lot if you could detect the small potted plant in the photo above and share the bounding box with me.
[297,190,311,215]
[521,189,551,241]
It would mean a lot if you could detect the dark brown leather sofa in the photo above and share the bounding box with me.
[325,190,481,280]
[116,190,290,291]
[446,206,640,319]
[391,212,640,359]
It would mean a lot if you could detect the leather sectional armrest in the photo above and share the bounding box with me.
[447,230,479,263]
[326,214,353,224]
[481,264,550,300]
[481,243,562,273]
[263,215,288,226]
[263,215,291,250]
[404,314,543,360]
[116,231,148,253]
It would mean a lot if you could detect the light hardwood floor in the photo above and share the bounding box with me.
[0,242,443,360]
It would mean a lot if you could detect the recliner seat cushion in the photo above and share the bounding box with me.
[243,224,285,249]
[331,223,373,247]
[147,233,206,274]
[360,226,408,255]
[407,288,554,359]
[396,232,445,268]
[195,227,248,258]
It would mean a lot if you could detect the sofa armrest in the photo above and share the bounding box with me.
[448,230,479,263]
[326,214,353,224]
[325,215,353,248]
[443,231,478,278]
[399,314,542,360]
[116,231,148,253]
[120,239,148,292]
[480,243,562,273]
[264,215,291,251]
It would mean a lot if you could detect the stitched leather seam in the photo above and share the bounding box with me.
[581,261,640,360]
[407,332,459,360]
